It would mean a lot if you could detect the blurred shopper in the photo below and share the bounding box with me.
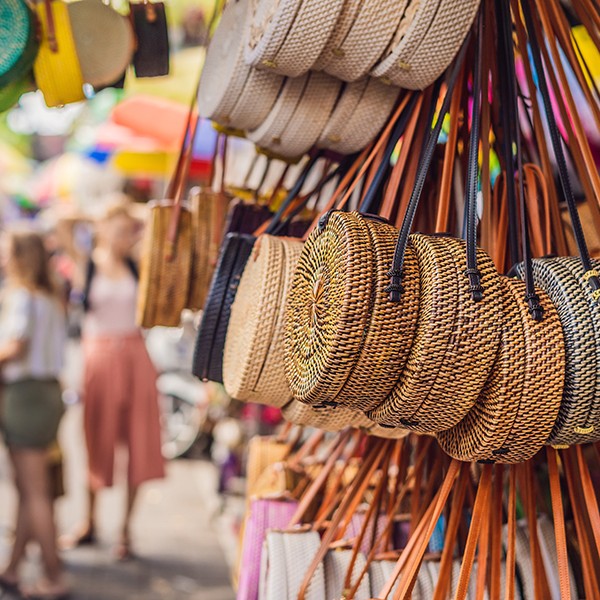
[64,203,164,559]
[0,230,68,599]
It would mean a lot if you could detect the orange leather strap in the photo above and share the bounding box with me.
[504,465,517,600]
[575,445,600,556]
[454,465,493,600]
[546,447,572,600]
[488,464,504,600]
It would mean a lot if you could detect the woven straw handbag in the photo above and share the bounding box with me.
[284,211,420,413]
[371,0,481,90]
[136,200,192,328]
[248,71,341,159]
[245,434,294,497]
[324,547,371,600]
[130,1,170,78]
[237,497,299,600]
[223,234,304,407]
[369,32,504,434]
[244,0,344,77]
[68,0,134,89]
[512,4,600,448]
[0,0,38,88]
[199,0,284,132]
[317,0,407,82]
[259,529,326,600]
[317,78,401,156]
[33,0,85,107]
[193,158,318,383]
[437,14,565,463]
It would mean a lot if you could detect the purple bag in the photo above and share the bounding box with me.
[237,498,299,600]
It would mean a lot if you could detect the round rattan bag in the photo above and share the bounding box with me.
[371,0,480,90]
[284,211,420,412]
[514,256,600,446]
[198,0,283,131]
[437,277,565,463]
[368,234,503,433]
[223,234,304,407]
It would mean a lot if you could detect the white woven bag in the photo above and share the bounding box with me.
[198,0,283,130]
[319,0,408,82]
[262,71,341,158]
[371,0,480,89]
[247,74,308,150]
[324,549,371,600]
[245,0,302,69]
[254,0,346,77]
[318,78,400,155]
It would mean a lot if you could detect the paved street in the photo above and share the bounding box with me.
[0,404,235,600]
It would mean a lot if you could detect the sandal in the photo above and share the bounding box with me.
[114,538,134,562]
[58,528,96,551]
[0,573,21,594]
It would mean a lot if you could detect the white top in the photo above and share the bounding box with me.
[1,287,66,383]
[82,272,138,339]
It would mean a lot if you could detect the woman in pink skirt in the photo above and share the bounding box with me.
[66,204,164,558]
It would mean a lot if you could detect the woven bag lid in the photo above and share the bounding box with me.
[260,71,342,159]
[320,0,408,82]
[515,256,600,447]
[261,0,345,77]
[68,0,134,88]
[371,0,480,89]
[245,0,302,69]
[318,78,400,155]
[247,73,307,149]
[0,0,38,87]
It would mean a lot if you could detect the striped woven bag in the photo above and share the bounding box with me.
[512,0,600,447]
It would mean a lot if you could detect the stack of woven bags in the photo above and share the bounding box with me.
[198,0,480,158]
[191,0,600,468]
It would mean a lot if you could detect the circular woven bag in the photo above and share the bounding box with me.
[223,235,304,407]
[244,0,302,69]
[68,0,134,88]
[0,0,38,88]
[259,71,342,159]
[437,277,565,463]
[259,0,345,77]
[317,77,400,155]
[247,74,308,150]
[371,0,480,89]
[514,256,600,446]
[368,234,503,433]
[198,0,284,130]
[284,211,420,411]
[320,0,408,81]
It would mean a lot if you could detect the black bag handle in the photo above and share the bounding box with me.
[387,24,476,301]
[497,0,544,319]
[521,0,600,299]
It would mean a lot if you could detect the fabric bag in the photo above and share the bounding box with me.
[130,1,170,77]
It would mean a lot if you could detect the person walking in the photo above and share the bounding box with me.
[0,229,69,599]
[64,203,165,559]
